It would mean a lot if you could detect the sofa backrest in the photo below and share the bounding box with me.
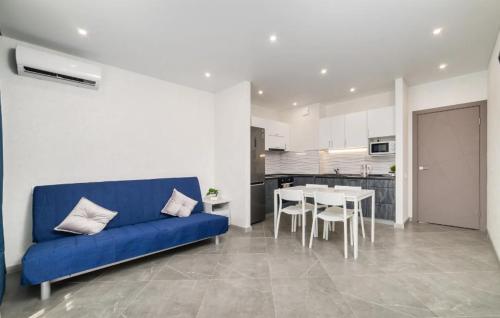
[32,177,204,242]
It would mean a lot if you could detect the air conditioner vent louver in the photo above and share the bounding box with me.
[16,45,101,89]
[23,66,97,87]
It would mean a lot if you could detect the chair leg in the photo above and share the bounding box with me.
[331,221,335,232]
[275,211,282,239]
[298,214,302,227]
[325,221,329,240]
[343,220,348,259]
[291,215,295,232]
[314,216,318,237]
[359,209,366,238]
[41,281,51,300]
[309,217,316,248]
[322,220,327,240]
[302,212,306,246]
[215,235,220,245]
[349,219,354,246]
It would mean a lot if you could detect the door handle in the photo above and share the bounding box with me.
[419,166,429,171]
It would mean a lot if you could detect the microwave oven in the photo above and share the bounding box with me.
[369,140,395,155]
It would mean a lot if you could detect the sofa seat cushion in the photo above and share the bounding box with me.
[22,213,228,285]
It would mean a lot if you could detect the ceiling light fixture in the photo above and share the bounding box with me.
[350,87,356,93]
[269,34,278,43]
[292,102,298,106]
[77,28,88,36]
[439,63,447,70]
[320,68,328,75]
[204,72,211,78]
[258,90,264,95]
[432,27,443,35]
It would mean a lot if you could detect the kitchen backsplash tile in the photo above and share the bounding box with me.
[266,150,394,175]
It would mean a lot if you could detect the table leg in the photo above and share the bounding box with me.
[274,191,278,238]
[371,193,375,243]
[353,199,358,259]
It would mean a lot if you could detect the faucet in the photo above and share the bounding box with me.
[360,164,372,177]
[334,168,340,175]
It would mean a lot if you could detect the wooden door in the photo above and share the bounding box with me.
[417,106,480,229]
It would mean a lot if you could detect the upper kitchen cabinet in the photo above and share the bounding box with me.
[367,106,395,138]
[251,116,290,150]
[318,117,332,149]
[318,115,346,150]
[344,111,368,148]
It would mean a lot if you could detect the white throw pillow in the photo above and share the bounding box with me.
[161,189,198,217]
[54,197,118,235]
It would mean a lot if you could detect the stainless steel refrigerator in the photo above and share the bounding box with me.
[250,126,266,224]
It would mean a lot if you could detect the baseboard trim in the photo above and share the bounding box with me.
[6,264,21,274]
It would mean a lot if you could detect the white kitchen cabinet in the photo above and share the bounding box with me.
[318,115,345,149]
[344,111,367,148]
[331,115,346,149]
[318,117,332,149]
[367,106,395,138]
[251,116,289,150]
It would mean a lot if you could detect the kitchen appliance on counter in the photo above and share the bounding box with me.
[251,127,266,224]
[369,137,395,156]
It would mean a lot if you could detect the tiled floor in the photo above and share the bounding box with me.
[2,215,500,318]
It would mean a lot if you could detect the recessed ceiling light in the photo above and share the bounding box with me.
[204,72,211,78]
[320,68,328,75]
[77,28,88,36]
[350,87,356,93]
[258,90,264,95]
[269,34,278,43]
[439,63,447,70]
[432,27,443,35]
[292,102,298,106]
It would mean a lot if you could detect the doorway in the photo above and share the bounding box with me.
[413,101,487,230]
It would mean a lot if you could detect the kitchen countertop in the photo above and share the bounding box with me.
[265,173,395,180]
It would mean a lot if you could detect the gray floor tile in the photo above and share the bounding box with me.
[121,280,209,318]
[271,277,355,318]
[196,278,275,318]
[3,218,500,318]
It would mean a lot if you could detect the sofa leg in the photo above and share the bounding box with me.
[215,235,220,245]
[41,281,51,300]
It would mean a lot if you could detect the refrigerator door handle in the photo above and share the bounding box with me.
[251,182,265,186]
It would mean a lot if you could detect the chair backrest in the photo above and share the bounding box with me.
[305,184,328,189]
[279,189,304,202]
[314,191,345,207]
[334,185,362,190]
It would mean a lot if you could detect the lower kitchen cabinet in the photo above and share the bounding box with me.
[265,179,278,213]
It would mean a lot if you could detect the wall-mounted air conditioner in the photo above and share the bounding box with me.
[15,45,102,89]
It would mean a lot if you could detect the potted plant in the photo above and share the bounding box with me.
[206,188,219,200]
[389,164,396,176]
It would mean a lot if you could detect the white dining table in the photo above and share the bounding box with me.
[273,186,376,259]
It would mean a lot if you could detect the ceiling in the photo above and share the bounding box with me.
[0,0,499,108]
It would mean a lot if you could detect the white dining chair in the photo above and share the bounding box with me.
[334,185,366,238]
[309,191,354,258]
[276,189,311,246]
[295,184,328,234]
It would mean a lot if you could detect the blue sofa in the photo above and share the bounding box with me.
[21,177,228,299]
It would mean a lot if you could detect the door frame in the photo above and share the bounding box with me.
[412,100,487,230]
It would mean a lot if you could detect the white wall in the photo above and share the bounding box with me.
[321,91,395,117]
[251,104,282,121]
[0,37,216,267]
[281,104,320,152]
[407,71,488,219]
[487,31,500,257]
[408,71,488,111]
[214,82,251,228]
[395,78,409,226]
